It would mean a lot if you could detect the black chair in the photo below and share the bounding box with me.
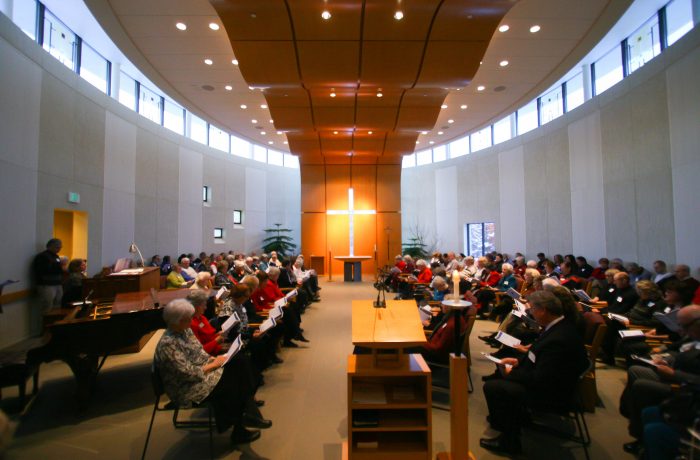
[141,362,215,460]
[526,358,593,460]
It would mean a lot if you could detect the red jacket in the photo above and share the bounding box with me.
[590,267,607,280]
[252,280,284,312]
[190,315,221,355]
[416,268,433,284]
[424,315,468,354]
[395,260,407,271]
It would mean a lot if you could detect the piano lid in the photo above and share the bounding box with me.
[111,288,191,314]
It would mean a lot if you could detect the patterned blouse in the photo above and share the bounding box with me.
[154,328,223,407]
[217,299,248,329]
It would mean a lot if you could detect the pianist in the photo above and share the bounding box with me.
[155,299,262,445]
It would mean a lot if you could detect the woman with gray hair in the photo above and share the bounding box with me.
[154,299,263,445]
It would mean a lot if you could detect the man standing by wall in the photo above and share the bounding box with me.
[32,239,63,314]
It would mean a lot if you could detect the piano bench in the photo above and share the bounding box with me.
[0,352,40,410]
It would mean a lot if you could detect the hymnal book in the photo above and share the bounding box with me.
[481,352,503,364]
[259,317,276,333]
[619,329,645,339]
[352,383,387,404]
[356,441,379,449]
[608,313,629,324]
[284,289,298,299]
[574,289,593,302]
[352,410,379,428]
[220,312,241,335]
[631,354,659,367]
[273,297,287,308]
[215,286,228,301]
[505,288,521,301]
[418,305,432,322]
[270,304,284,320]
[494,331,521,347]
[514,299,528,313]
[223,336,243,365]
[391,385,416,401]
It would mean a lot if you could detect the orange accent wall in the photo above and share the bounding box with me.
[301,163,401,277]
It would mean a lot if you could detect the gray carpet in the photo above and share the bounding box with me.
[2,280,631,459]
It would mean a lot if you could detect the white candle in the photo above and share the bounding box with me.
[452,269,460,301]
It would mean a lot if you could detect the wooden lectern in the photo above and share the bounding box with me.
[83,267,160,300]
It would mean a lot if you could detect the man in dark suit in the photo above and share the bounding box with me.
[479,291,589,454]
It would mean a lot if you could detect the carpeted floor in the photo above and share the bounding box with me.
[2,280,632,459]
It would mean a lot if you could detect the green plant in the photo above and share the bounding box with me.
[262,223,296,256]
[402,235,429,259]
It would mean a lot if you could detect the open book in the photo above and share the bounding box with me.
[494,331,521,347]
[215,286,228,301]
[269,304,284,320]
[418,305,432,322]
[505,288,521,301]
[223,335,244,365]
[273,297,287,308]
[631,354,659,367]
[574,289,593,302]
[619,329,645,339]
[259,316,276,333]
[220,312,241,336]
[284,289,298,300]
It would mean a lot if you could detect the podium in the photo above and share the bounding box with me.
[335,256,372,282]
[83,267,160,300]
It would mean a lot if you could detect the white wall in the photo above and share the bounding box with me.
[402,25,700,270]
[0,15,301,347]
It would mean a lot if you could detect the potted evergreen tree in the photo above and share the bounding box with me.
[262,223,297,256]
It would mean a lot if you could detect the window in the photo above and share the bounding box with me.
[665,0,694,46]
[449,137,469,158]
[79,42,110,94]
[252,145,267,163]
[470,126,492,152]
[493,116,512,144]
[627,15,661,75]
[565,72,585,112]
[190,114,207,145]
[432,145,447,163]
[138,84,162,124]
[202,186,210,203]
[402,153,416,168]
[283,153,299,169]
[416,149,432,166]
[12,0,37,40]
[233,210,243,225]
[208,124,230,152]
[231,135,251,158]
[214,228,224,239]
[42,10,77,71]
[539,85,564,125]
[267,149,284,166]
[163,99,185,135]
[517,99,538,135]
[593,46,623,95]
[464,222,496,258]
[118,71,136,110]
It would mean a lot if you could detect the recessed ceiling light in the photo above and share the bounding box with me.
[333,131,338,135]
[368,131,373,135]
[394,10,404,20]
[530,24,541,33]
[429,141,435,145]
[225,85,232,91]
[416,141,420,144]
[499,60,509,67]
[204,58,213,65]
[251,119,258,123]
[176,22,187,31]
[248,86,254,91]
[441,104,448,109]
[277,131,283,135]
[330,92,336,98]
[460,104,467,109]
[209,23,220,31]
[477,85,485,91]
[498,24,509,33]
[376,92,383,98]
[438,131,443,135]
[268,141,273,145]
[261,131,266,135]
[269,119,274,123]
[240,104,247,109]
[283,141,288,145]
[232,59,239,65]
[421,131,428,135]
[261,104,268,109]
[321,10,331,20]
[448,119,454,124]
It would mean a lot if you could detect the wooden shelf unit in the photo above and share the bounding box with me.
[347,354,432,460]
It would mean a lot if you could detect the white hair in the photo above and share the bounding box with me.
[267,266,280,277]
[431,275,447,289]
[542,278,560,290]
[416,259,427,268]
[501,263,513,273]
[163,299,194,328]
[240,275,259,290]
[526,260,538,268]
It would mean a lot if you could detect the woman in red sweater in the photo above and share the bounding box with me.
[188,290,226,355]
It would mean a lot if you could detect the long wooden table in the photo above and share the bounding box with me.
[351,299,428,349]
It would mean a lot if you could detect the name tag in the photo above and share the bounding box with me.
[504,281,509,285]
[616,296,623,303]
[664,307,671,314]
[647,302,655,307]
[528,351,536,363]
[609,288,615,293]
[441,323,448,329]
[199,322,205,329]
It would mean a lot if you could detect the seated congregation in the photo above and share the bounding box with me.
[388,250,700,458]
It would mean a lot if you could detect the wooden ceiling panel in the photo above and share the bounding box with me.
[431,0,514,41]
[360,42,423,88]
[312,107,356,130]
[395,106,441,131]
[319,136,354,154]
[264,88,311,108]
[269,107,315,131]
[288,0,363,41]
[212,0,293,41]
[310,88,356,108]
[416,41,485,87]
[401,88,449,107]
[232,42,299,86]
[296,41,360,88]
[352,136,385,155]
[355,107,398,131]
[288,138,321,156]
[384,134,419,155]
[362,0,441,41]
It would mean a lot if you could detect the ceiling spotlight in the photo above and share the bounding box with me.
[277,131,283,135]
[269,119,274,123]
[530,24,541,33]
[368,131,373,135]
[261,104,268,109]
[240,104,247,109]
[499,60,509,67]
[268,141,273,145]
[448,119,454,124]
[204,58,213,65]
[394,10,404,20]
[176,22,187,31]
[251,119,258,123]
[415,141,420,144]
[421,131,428,135]
[248,86,254,90]
[330,91,336,98]
[477,85,485,91]
[498,24,509,33]
[441,104,448,109]
[283,141,288,145]
[321,10,331,20]
[225,85,232,91]
[429,141,435,145]
[333,131,338,135]
[232,59,239,65]
[376,92,383,98]
[438,131,443,135]
[209,23,220,31]
[261,131,266,135]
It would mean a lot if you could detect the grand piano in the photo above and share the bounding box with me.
[28,288,190,408]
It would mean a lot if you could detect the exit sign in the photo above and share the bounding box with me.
[67,192,80,203]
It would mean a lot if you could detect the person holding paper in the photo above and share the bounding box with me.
[479,291,588,455]
[408,302,473,364]
[278,259,311,311]
[619,305,700,455]
[155,299,263,445]
[253,269,306,347]
[188,290,227,356]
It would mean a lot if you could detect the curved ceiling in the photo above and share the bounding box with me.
[85,0,631,162]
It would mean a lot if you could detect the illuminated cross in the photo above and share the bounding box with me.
[326,188,376,256]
